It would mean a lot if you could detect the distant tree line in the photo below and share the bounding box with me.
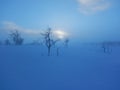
[101,41,120,53]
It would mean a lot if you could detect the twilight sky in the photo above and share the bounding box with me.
[0,0,120,42]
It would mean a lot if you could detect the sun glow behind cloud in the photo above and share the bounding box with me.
[53,30,68,39]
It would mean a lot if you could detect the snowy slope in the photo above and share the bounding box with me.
[0,44,120,90]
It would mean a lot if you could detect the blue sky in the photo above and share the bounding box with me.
[0,0,120,42]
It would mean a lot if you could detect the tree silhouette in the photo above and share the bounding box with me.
[64,38,69,47]
[5,39,11,45]
[41,28,59,56]
[10,30,24,45]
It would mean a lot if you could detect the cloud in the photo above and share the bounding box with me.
[2,21,21,31]
[77,0,111,14]
[1,21,41,35]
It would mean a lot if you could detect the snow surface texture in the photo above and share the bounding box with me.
[0,44,120,90]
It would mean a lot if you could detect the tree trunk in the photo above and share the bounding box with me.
[57,48,59,56]
[48,47,50,56]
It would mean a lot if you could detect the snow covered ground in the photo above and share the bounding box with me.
[0,44,120,90]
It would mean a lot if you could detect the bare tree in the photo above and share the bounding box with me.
[56,47,60,56]
[64,38,69,47]
[4,39,11,45]
[41,28,59,56]
[10,30,24,45]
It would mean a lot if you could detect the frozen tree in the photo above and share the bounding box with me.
[41,28,59,56]
[4,39,11,45]
[64,38,69,47]
[10,30,24,45]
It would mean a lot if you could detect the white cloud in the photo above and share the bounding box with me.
[2,21,21,31]
[77,0,111,14]
[1,21,41,35]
